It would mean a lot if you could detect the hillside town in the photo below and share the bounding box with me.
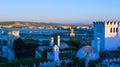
[0,21,120,67]
[0,0,120,67]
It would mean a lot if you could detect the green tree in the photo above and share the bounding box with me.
[73,57,85,67]
[89,60,99,67]
[13,38,37,59]
[13,38,25,51]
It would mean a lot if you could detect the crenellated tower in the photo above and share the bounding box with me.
[92,21,120,52]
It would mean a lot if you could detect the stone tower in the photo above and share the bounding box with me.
[8,30,19,47]
[92,21,120,52]
[7,30,19,60]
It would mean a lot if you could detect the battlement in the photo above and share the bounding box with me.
[94,21,120,26]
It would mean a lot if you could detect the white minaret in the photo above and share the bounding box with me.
[50,37,54,46]
[53,45,59,61]
[57,35,60,47]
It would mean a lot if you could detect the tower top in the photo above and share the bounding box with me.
[93,21,120,26]
[8,30,19,37]
[70,27,75,39]
[53,45,59,51]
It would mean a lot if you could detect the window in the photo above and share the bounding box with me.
[110,28,112,33]
[113,28,115,32]
[107,22,109,25]
[116,28,118,32]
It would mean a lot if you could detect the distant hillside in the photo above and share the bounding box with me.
[0,22,16,25]
[29,22,64,26]
[0,21,65,26]
[0,21,92,27]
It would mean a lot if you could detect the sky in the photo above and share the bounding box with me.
[0,0,120,24]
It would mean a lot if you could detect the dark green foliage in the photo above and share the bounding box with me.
[89,60,99,67]
[59,48,77,51]
[61,61,66,67]
[100,50,120,59]
[13,38,25,51]
[42,41,49,46]
[66,62,73,67]
[73,57,85,67]
[0,22,15,25]
[64,40,82,49]
[117,47,120,50]
[0,57,48,67]
[35,58,48,65]
[13,38,38,59]
[42,49,52,58]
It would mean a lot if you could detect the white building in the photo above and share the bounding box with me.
[47,35,70,61]
[92,21,120,52]
[47,35,60,61]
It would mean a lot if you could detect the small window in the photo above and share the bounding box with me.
[113,28,115,32]
[110,28,112,32]
[110,22,112,24]
[116,28,118,32]
[107,22,109,25]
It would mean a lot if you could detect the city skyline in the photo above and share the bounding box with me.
[0,0,120,24]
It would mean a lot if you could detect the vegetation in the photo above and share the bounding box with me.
[41,49,52,58]
[61,61,65,67]
[42,41,49,46]
[100,50,120,59]
[64,40,83,50]
[0,57,48,67]
[73,57,85,67]
[59,48,77,51]
[13,38,38,59]
[89,60,99,67]
[117,47,120,50]
[0,22,15,25]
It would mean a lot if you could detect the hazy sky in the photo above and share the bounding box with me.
[0,0,120,24]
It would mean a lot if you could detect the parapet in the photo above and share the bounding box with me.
[94,21,120,26]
